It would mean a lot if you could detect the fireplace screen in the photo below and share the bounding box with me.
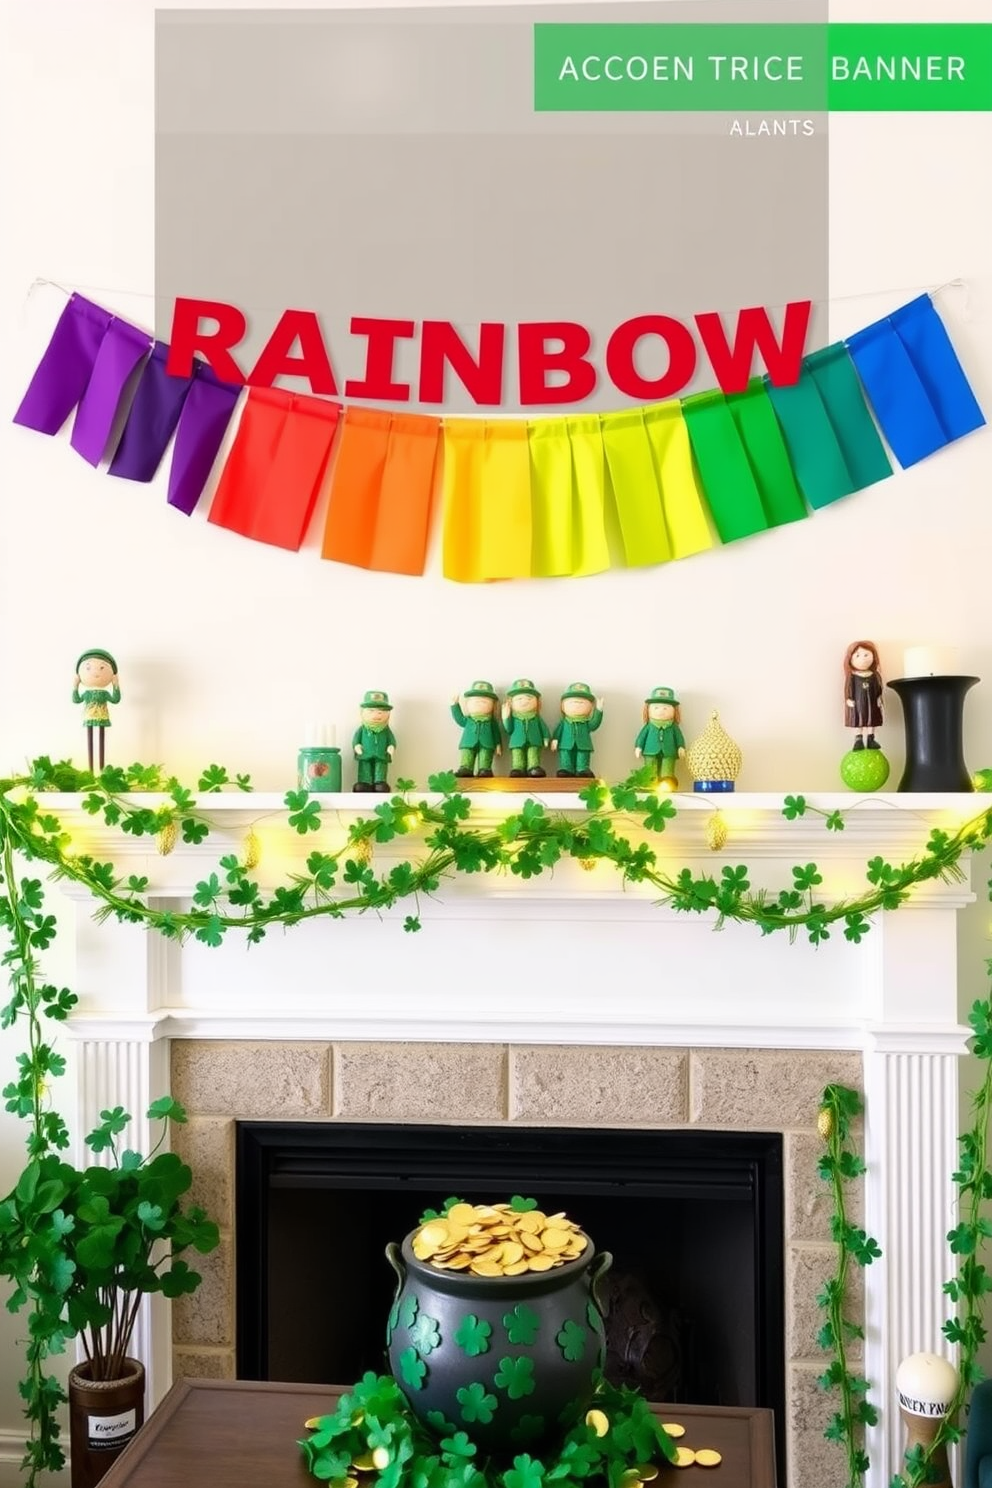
[236,1122,784,1475]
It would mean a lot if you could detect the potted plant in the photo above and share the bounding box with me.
[0,1097,219,1488]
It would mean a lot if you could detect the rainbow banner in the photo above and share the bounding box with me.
[12,291,985,582]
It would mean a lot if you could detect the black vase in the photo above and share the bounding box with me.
[886,675,979,792]
[385,1232,611,1459]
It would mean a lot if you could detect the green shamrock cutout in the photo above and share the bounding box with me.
[426,1410,458,1437]
[454,1314,492,1357]
[556,1440,599,1475]
[410,1313,441,1356]
[440,1431,477,1460]
[387,1299,401,1341]
[504,1453,545,1488]
[503,1304,540,1346]
[510,1414,546,1445]
[509,1195,538,1212]
[586,1301,600,1331]
[456,1383,498,1426]
[398,1346,427,1391]
[398,1295,419,1330]
[494,1356,536,1400]
[310,1448,352,1480]
[556,1320,586,1362]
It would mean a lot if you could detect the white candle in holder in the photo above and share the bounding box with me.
[902,646,960,678]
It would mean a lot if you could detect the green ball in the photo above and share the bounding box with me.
[840,749,890,792]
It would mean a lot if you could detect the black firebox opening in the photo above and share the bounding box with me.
[236,1122,785,1483]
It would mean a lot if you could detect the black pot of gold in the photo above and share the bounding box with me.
[385,1202,611,1458]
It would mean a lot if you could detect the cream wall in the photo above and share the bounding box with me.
[1,0,991,1475]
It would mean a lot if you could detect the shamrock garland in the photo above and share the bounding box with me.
[3,755,992,1487]
[299,1371,679,1488]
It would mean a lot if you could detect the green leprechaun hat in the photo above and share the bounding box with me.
[463,681,499,700]
[561,682,595,703]
[645,685,680,707]
[506,678,541,698]
[360,689,393,710]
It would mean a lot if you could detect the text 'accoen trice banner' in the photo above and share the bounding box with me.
[534,24,992,110]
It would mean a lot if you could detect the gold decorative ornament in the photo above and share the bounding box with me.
[705,812,728,852]
[350,836,373,867]
[685,711,743,785]
[577,856,597,872]
[241,828,261,871]
[818,1107,835,1141]
[156,820,178,856]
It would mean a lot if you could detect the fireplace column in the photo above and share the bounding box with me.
[862,888,972,1488]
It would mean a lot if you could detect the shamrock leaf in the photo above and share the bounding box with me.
[782,794,807,820]
[426,1410,458,1437]
[454,1315,492,1357]
[504,1453,545,1488]
[455,1383,497,1425]
[556,1320,586,1362]
[586,1302,601,1331]
[439,1431,476,1460]
[409,1313,441,1356]
[494,1356,536,1399]
[398,1295,419,1330]
[398,1347,427,1391]
[503,1304,540,1346]
[510,1195,538,1212]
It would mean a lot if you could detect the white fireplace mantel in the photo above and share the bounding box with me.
[39,790,986,1488]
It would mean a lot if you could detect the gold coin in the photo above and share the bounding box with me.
[662,1424,685,1438]
[352,1455,376,1471]
[342,1478,359,1487]
[674,1448,696,1468]
[585,1409,609,1437]
[418,1221,449,1249]
[351,1413,365,1427]
[470,1260,504,1277]
[503,1260,529,1275]
[516,1212,544,1233]
[693,1450,722,1468]
[541,1229,569,1251]
[634,1467,658,1482]
[526,1254,556,1271]
[371,1448,390,1471]
[619,1471,642,1487]
[444,1254,471,1270]
[305,1418,323,1430]
[521,1232,544,1252]
[501,1241,525,1265]
[447,1204,478,1226]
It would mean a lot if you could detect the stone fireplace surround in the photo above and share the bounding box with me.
[54,791,974,1488]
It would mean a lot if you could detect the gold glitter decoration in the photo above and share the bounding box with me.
[350,837,373,867]
[818,1107,835,1141]
[412,1202,588,1274]
[157,821,178,856]
[241,829,261,871]
[705,813,728,852]
[685,711,743,785]
[577,857,597,873]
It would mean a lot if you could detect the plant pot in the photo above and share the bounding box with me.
[68,1358,144,1488]
[385,1233,611,1459]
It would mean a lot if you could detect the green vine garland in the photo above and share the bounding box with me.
[2,755,992,1487]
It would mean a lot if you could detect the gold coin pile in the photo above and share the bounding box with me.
[412,1202,588,1275]
[661,1424,723,1469]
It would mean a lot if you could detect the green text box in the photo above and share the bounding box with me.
[533,23,992,111]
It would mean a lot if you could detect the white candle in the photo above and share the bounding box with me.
[304,721,328,747]
[325,724,337,748]
[902,646,959,678]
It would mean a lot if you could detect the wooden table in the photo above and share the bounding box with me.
[98,1381,777,1488]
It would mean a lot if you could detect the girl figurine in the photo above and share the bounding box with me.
[634,686,686,789]
[844,640,884,750]
[72,649,120,773]
[551,683,603,778]
[502,679,551,778]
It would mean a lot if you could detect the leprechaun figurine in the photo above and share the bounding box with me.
[502,679,552,778]
[451,681,503,777]
[72,648,120,773]
[551,683,604,778]
[352,689,396,793]
[634,685,686,790]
